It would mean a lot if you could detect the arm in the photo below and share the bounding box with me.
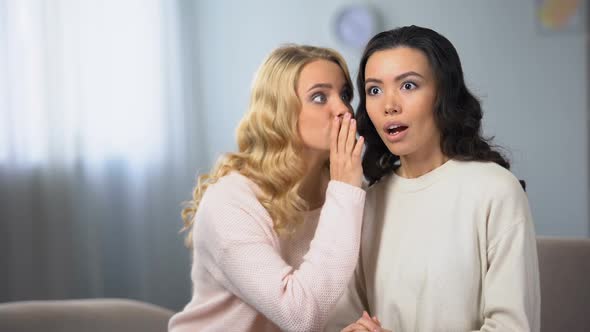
[324,244,370,331]
[201,181,365,332]
[475,182,541,331]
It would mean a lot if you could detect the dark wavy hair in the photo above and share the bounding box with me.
[357,25,510,184]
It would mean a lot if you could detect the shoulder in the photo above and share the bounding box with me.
[450,160,524,197]
[196,172,274,238]
[362,173,395,226]
[453,161,533,239]
[193,173,279,260]
[202,172,261,208]
[365,172,394,198]
[207,171,255,193]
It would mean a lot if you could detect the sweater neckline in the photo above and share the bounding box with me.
[391,159,458,192]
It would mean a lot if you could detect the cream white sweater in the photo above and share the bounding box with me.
[169,172,366,332]
[326,160,540,332]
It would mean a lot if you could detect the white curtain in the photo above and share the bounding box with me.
[0,0,203,310]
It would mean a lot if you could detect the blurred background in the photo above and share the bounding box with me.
[0,0,587,311]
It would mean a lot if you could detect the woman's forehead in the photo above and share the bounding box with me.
[365,48,432,79]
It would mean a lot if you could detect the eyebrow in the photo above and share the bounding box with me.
[365,71,424,85]
[307,83,333,92]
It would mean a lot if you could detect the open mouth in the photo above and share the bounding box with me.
[386,125,408,136]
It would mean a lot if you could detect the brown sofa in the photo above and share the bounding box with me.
[0,237,588,332]
[0,298,173,332]
[537,237,590,331]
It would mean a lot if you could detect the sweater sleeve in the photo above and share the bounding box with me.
[324,190,377,331]
[323,259,369,331]
[475,182,541,332]
[200,180,365,332]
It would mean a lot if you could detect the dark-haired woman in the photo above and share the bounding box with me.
[327,26,540,332]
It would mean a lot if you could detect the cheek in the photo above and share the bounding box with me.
[298,110,331,140]
[311,109,335,128]
[365,103,382,127]
[365,96,384,114]
[414,104,439,138]
[417,101,437,124]
[365,97,378,110]
[298,109,316,129]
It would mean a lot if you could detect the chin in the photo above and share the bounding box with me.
[384,143,410,157]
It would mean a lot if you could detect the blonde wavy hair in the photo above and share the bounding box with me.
[181,44,353,247]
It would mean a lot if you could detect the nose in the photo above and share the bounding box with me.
[384,90,401,115]
[385,106,400,115]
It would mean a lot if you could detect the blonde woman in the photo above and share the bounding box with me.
[168,45,366,332]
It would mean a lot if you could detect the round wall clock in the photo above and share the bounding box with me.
[334,5,379,49]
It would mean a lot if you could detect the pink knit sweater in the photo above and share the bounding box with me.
[168,172,365,332]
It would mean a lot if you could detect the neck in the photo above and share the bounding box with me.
[298,149,329,210]
[397,148,449,179]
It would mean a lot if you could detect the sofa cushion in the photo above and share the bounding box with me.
[0,298,173,332]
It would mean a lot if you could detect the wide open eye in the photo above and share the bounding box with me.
[367,86,382,96]
[401,82,417,90]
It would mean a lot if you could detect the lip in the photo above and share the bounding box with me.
[382,121,409,143]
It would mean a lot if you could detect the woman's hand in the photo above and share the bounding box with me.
[341,311,386,332]
[330,113,364,187]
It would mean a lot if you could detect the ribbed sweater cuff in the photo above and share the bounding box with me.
[327,180,366,203]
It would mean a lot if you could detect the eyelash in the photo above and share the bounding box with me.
[311,90,352,104]
[367,86,382,96]
[366,81,419,95]
[311,93,327,104]
[402,81,418,90]
[341,90,352,103]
